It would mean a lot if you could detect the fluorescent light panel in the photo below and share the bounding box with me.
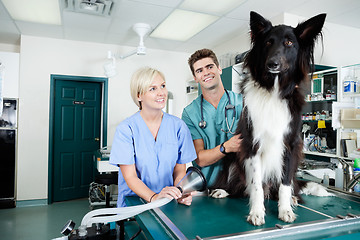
[150,9,218,41]
[2,0,61,25]
[180,0,247,15]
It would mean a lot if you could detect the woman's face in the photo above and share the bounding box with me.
[138,74,168,111]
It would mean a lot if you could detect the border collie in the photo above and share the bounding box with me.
[211,12,330,226]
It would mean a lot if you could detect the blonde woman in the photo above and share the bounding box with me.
[110,67,196,207]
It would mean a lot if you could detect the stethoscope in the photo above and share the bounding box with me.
[199,89,236,134]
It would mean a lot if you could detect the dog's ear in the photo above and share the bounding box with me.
[249,11,272,42]
[295,13,326,44]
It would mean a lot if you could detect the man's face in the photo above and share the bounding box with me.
[192,57,222,91]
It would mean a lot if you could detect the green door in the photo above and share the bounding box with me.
[53,80,101,202]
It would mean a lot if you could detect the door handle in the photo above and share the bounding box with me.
[95,138,100,141]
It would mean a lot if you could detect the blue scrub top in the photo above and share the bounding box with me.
[181,91,243,186]
[110,111,196,207]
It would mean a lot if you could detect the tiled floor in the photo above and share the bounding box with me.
[0,198,90,240]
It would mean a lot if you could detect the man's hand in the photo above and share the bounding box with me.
[223,134,242,153]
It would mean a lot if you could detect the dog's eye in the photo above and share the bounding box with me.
[285,40,293,47]
[266,41,272,46]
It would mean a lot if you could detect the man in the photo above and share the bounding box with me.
[182,49,243,187]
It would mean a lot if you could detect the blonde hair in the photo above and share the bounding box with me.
[130,67,165,109]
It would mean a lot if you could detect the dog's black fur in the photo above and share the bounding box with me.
[211,12,326,225]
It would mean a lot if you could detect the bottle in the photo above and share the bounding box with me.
[353,158,360,193]
[323,173,329,187]
[331,90,336,100]
[320,110,326,120]
[335,163,344,189]
[321,137,327,150]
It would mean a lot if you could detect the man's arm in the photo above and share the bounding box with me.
[194,134,242,167]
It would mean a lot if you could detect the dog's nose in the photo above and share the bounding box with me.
[267,61,279,70]
[267,60,280,73]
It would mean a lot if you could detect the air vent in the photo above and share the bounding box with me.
[63,0,113,16]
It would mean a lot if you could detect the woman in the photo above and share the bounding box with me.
[110,67,197,207]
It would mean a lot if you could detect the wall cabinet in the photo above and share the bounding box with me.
[303,68,338,158]
[304,64,360,160]
[335,64,360,159]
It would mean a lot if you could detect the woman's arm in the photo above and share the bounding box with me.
[120,164,182,203]
[173,163,193,206]
[173,163,187,186]
[119,164,155,202]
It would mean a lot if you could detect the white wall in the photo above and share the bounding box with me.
[17,35,191,201]
[0,51,19,98]
[215,12,360,67]
[283,13,360,67]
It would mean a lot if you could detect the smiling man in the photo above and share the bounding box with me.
[181,49,244,187]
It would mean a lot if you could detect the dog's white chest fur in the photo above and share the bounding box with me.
[243,76,292,182]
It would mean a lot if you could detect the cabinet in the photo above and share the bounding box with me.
[335,64,360,159]
[303,68,338,158]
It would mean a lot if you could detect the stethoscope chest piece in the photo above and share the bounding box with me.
[199,119,207,129]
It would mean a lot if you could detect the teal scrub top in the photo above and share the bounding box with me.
[181,90,243,186]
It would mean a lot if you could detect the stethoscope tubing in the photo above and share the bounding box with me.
[199,89,236,134]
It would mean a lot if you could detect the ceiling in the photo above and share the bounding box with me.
[1,0,360,53]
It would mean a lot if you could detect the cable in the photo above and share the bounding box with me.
[129,227,142,240]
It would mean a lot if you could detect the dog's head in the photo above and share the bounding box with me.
[244,11,326,96]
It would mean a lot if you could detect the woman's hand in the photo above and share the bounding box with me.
[177,192,193,206]
[152,186,182,202]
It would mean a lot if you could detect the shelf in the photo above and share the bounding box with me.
[302,120,331,122]
[304,151,356,161]
[343,93,360,98]
[305,99,336,103]
[303,151,337,158]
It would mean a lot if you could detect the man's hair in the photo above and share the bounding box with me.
[188,48,220,76]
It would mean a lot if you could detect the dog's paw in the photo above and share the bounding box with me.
[209,189,229,198]
[278,207,296,223]
[291,196,299,206]
[247,208,265,226]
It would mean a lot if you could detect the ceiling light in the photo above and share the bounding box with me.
[150,9,218,41]
[80,2,98,11]
[2,0,61,25]
[180,0,246,15]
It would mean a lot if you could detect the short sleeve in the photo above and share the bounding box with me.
[109,122,135,166]
[177,120,197,164]
[181,108,202,140]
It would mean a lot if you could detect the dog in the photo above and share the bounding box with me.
[210,11,330,226]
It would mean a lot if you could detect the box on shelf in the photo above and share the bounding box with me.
[341,109,360,128]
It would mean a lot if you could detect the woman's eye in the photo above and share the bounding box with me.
[149,87,155,91]
[161,84,166,88]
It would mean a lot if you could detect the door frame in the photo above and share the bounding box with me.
[48,74,108,204]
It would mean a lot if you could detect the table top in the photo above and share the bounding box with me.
[125,190,360,240]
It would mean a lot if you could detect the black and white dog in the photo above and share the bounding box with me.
[211,12,331,226]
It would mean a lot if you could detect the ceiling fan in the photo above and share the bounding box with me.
[104,23,152,77]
